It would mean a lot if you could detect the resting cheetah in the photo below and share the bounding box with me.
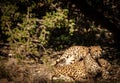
[52,58,111,82]
[52,61,89,82]
[55,46,103,66]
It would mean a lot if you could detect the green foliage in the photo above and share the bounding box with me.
[8,17,39,58]
[39,8,75,49]
[41,8,75,34]
[5,7,75,58]
[1,4,20,34]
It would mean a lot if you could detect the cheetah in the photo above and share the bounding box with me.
[52,61,89,82]
[54,46,103,66]
[52,55,111,82]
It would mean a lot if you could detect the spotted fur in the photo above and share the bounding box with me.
[89,46,103,59]
[84,53,101,76]
[55,46,103,66]
[53,61,88,82]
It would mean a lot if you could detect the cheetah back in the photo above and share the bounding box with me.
[56,46,89,66]
[53,61,88,82]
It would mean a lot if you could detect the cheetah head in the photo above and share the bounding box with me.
[89,46,104,59]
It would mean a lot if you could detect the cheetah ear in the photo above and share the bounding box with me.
[88,46,93,49]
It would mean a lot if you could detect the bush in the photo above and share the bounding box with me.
[6,7,75,58]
